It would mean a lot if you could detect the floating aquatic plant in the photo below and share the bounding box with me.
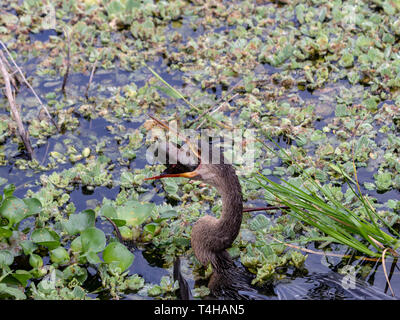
[255,140,400,260]
[0,184,137,299]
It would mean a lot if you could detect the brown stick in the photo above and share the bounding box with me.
[0,40,59,132]
[381,248,395,297]
[85,60,97,100]
[104,216,123,243]
[61,28,71,94]
[0,55,34,159]
[0,50,18,89]
[266,234,382,262]
[242,205,289,213]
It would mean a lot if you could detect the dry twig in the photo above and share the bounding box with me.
[382,248,395,297]
[104,216,123,243]
[0,50,19,89]
[0,40,59,132]
[0,55,33,159]
[61,28,71,94]
[242,205,289,213]
[85,60,97,100]
[267,235,381,262]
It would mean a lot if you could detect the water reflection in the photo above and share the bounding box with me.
[274,272,393,300]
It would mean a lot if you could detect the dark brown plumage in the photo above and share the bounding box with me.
[147,146,255,298]
[188,163,252,298]
[190,165,242,265]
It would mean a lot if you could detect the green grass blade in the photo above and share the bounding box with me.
[145,64,201,112]
[255,174,395,257]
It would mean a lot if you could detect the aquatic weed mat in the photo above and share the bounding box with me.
[0,0,399,299]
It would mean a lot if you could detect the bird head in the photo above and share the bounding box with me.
[144,115,233,188]
[145,155,235,191]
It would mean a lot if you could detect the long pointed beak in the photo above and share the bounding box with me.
[144,171,199,181]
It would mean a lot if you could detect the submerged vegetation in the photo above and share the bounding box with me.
[0,0,400,299]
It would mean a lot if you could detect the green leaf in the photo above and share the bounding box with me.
[143,223,158,235]
[0,250,13,266]
[126,274,144,291]
[119,226,135,240]
[85,251,102,264]
[364,97,378,111]
[116,200,155,227]
[295,4,305,23]
[31,228,60,250]
[339,52,354,68]
[107,0,124,16]
[72,286,86,299]
[81,227,106,253]
[12,270,32,287]
[0,227,12,239]
[50,247,70,264]
[272,44,293,66]
[44,92,56,100]
[63,265,88,284]
[3,184,15,198]
[148,285,162,296]
[173,237,190,247]
[153,210,178,223]
[375,172,392,192]
[0,283,26,300]
[249,214,271,231]
[100,204,126,227]
[162,179,180,200]
[0,197,29,226]
[20,240,38,255]
[364,182,376,191]
[23,198,42,215]
[126,0,141,10]
[29,254,43,268]
[62,209,96,235]
[70,237,83,253]
[103,242,134,272]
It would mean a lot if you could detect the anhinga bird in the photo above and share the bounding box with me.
[143,119,398,301]
[146,139,256,299]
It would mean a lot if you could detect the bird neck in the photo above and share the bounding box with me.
[215,173,243,244]
[190,164,244,269]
